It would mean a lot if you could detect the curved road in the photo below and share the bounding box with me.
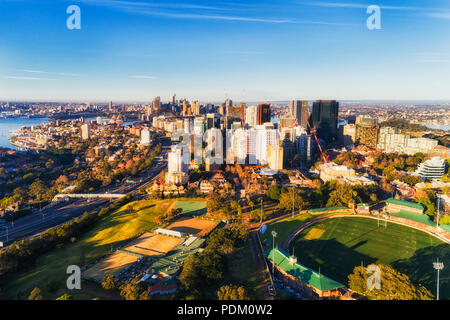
[0,148,168,247]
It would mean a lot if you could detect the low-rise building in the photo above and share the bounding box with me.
[415,157,446,181]
[385,198,425,215]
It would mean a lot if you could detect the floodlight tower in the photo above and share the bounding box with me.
[433,258,444,300]
[271,230,277,278]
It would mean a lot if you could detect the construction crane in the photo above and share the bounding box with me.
[302,109,329,163]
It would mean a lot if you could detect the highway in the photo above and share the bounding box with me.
[0,141,169,247]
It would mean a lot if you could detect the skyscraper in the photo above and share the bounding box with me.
[171,93,176,106]
[245,105,258,128]
[81,123,91,140]
[140,128,151,145]
[268,144,284,171]
[355,116,379,149]
[289,100,309,128]
[206,113,220,130]
[153,96,161,110]
[191,100,200,116]
[168,144,189,174]
[310,100,339,143]
[257,103,271,125]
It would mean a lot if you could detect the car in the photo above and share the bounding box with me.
[268,285,275,296]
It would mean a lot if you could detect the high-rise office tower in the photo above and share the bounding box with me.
[171,94,176,106]
[153,96,161,110]
[355,116,379,149]
[206,113,220,130]
[168,144,188,174]
[257,103,271,125]
[240,102,246,123]
[191,100,200,116]
[310,100,339,143]
[81,123,91,140]
[225,98,233,110]
[245,105,258,128]
[268,144,284,171]
[289,100,309,128]
[193,117,205,136]
[255,125,278,165]
[108,101,113,111]
[140,128,151,145]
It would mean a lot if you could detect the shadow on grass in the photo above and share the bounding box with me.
[290,238,377,285]
[392,243,450,300]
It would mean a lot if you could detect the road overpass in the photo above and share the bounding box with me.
[52,193,126,202]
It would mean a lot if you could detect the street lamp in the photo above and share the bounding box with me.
[271,230,277,279]
[1,225,8,242]
[433,258,444,300]
[260,199,263,225]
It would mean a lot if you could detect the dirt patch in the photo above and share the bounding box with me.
[123,233,183,256]
[83,252,138,282]
[166,217,218,237]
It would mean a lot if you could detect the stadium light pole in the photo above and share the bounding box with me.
[271,230,277,279]
[433,258,444,300]
[436,194,440,230]
[291,188,295,218]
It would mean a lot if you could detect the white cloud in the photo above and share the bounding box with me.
[129,75,157,79]
[3,76,53,80]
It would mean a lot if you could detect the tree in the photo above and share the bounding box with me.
[119,280,150,300]
[28,287,43,300]
[206,193,223,213]
[326,184,357,207]
[102,274,117,291]
[267,184,282,201]
[440,215,450,225]
[29,179,47,201]
[229,200,242,217]
[348,265,434,300]
[278,189,307,213]
[217,284,250,300]
[56,293,72,300]
[401,175,423,186]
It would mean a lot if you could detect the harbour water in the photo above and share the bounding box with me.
[0,117,137,150]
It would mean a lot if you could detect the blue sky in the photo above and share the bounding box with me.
[0,0,449,102]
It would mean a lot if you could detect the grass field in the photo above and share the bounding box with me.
[259,212,350,245]
[2,199,206,300]
[173,200,207,216]
[289,217,449,299]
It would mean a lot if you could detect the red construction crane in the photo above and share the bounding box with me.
[302,110,329,163]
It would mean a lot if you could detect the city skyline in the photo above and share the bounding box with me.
[1,0,450,101]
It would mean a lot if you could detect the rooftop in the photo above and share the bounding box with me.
[386,198,425,211]
[265,247,345,292]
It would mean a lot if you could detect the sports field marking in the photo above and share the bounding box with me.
[304,227,325,240]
